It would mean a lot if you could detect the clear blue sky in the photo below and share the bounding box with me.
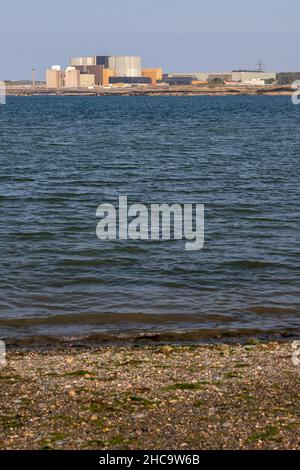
[1,0,299,80]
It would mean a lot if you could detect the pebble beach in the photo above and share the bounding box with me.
[1,341,299,450]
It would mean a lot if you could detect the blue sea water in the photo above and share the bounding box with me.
[0,95,299,342]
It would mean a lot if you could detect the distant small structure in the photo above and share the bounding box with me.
[0,81,6,105]
[256,60,266,73]
[244,79,266,86]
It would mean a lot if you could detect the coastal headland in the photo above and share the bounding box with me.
[1,341,299,450]
[5,84,293,97]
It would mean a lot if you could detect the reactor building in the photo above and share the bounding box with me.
[70,56,142,77]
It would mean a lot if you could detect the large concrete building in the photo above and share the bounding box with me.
[70,56,142,77]
[107,56,142,77]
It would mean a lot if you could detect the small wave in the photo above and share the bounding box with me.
[13,232,56,240]
[221,259,285,269]
[4,327,300,349]
[57,257,137,267]
[0,312,232,328]
[248,306,298,316]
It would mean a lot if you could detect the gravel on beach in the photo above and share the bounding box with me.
[0,341,299,450]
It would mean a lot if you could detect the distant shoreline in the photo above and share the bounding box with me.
[5,84,293,97]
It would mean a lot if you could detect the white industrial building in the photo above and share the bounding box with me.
[107,56,141,77]
[231,71,276,83]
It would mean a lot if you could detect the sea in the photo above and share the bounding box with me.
[0,95,299,344]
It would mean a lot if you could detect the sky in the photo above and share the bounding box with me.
[0,0,299,80]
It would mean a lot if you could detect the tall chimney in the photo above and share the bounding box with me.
[32,68,36,87]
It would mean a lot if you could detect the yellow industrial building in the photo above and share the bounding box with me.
[142,68,163,85]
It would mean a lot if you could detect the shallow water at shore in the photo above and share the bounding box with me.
[0,96,299,340]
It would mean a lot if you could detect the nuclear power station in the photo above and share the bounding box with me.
[46,53,277,90]
[46,55,163,89]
